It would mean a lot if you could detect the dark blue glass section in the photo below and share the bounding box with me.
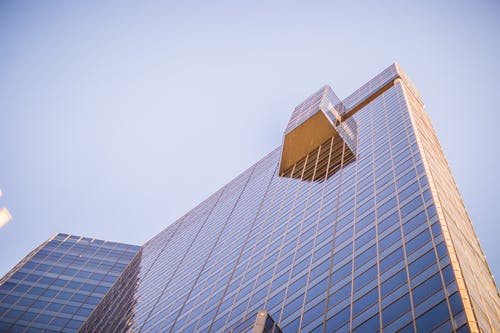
[0,233,139,332]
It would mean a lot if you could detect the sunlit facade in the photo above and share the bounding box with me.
[0,233,140,332]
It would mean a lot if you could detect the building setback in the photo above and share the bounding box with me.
[0,233,140,332]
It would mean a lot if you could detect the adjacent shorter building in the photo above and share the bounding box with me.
[0,233,140,332]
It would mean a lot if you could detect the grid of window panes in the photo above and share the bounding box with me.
[402,81,500,333]
[81,71,473,332]
[0,233,139,332]
[342,64,399,113]
[285,84,348,135]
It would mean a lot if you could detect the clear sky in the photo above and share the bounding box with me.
[1,1,499,283]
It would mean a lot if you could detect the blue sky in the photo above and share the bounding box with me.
[1,0,499,283]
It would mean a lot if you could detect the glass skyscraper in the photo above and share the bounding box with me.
[3,64,499,332]
[79,64,500,332]
[0,233,140,332]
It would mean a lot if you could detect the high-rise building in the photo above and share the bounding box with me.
[3,63,499,333]
[0,233,140,332]
[79,64,500,333]
[78,64,499,333]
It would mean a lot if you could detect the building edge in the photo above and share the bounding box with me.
[397,77,500,332]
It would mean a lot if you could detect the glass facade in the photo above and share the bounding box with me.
[0,233,140,332]
[79,64,500,332]
[4,64,498,333]
[79,64,500,333]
